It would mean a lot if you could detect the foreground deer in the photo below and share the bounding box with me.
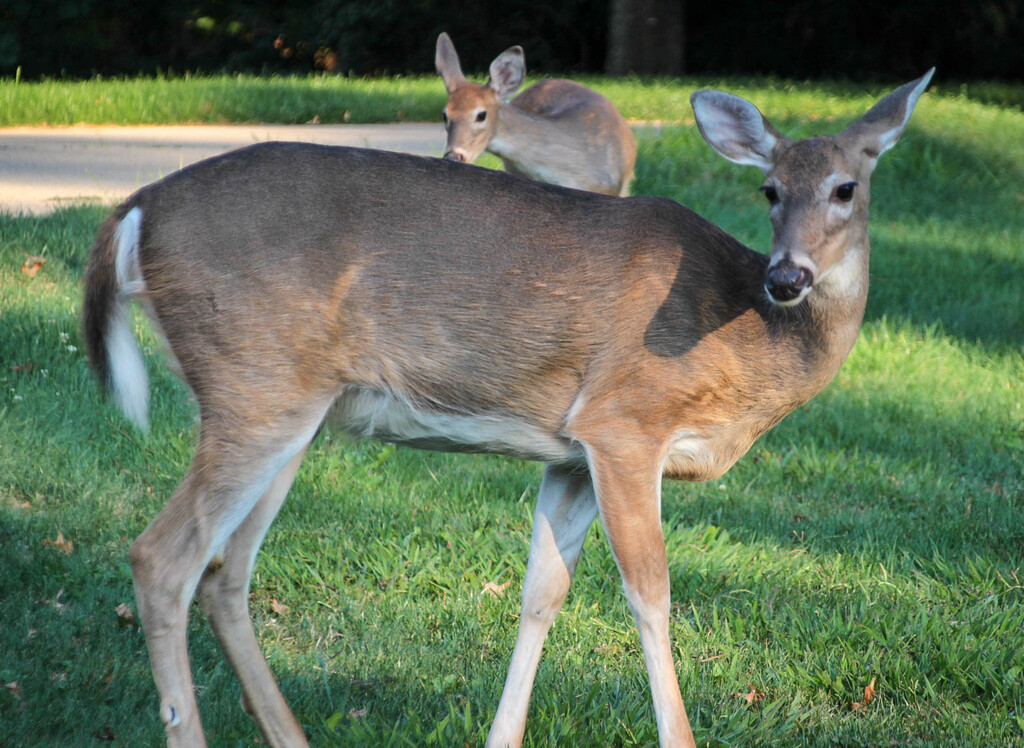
[435,32,636,195]
[83,70,932,747]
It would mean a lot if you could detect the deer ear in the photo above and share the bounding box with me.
[690,90,784,174]
[435,33,467,93]
[841,68,934,161]
[489,46,525,98]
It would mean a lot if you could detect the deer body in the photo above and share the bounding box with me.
[436,33,636,196]
[83,71,932,748]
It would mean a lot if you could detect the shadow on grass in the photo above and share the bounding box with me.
[867,236,1024,353]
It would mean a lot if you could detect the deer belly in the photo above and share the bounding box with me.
[327,387,582,464]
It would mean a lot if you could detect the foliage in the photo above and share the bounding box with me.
[0,0,1020,81]
[687,0,1024,83]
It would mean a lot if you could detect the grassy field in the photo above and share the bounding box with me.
[1,76,1022,746]
[0,72,1021,126]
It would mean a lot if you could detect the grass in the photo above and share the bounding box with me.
[0,72,1020,127]
[1,76,1023,746]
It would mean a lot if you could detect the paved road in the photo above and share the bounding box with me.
[0,123,446,215]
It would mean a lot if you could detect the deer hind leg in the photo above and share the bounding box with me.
[587,448,696,748]
[487,463,598,748]
[129,409,326,748]
[197,444,311,747]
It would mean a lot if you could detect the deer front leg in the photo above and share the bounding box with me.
[197,446,311,747]
[587,448,696,748]
[486,463,598,748]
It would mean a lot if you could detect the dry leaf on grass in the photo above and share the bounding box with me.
[271,598,289,615]
[850,676,877,711]
[348,707,367,719]
[115,602,135,625]
[21,256,46,277]
[43,531,73,555]
[733,685,765,706]
[482,580,511,597]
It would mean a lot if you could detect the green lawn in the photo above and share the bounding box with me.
[0,76,1022,746]
[1,72,1020,126]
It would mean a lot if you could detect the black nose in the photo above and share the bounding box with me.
[765,263,813,304]
[443,151,465,163]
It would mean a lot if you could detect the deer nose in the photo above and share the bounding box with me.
[765,262,814,305]
[443,151,466,163]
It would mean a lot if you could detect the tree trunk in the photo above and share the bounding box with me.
[606,0,684,76]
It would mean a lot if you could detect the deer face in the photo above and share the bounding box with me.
[691,70,933,307]
[760,137,869,305]
[442,82,500,163]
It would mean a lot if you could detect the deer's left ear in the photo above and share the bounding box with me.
[489,46,526,99]
[840,68,935,162]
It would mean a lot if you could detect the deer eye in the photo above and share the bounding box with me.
[475,110,487,123]
[760,185,779,204]
[835,182,857,202]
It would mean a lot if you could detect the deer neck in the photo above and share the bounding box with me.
[793,237,871,393]
[488,102,580,170]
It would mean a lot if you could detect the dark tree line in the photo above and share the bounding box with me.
[1,0,1020,82]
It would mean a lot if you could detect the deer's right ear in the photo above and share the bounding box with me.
[840,68,935,162]
[691,90,782,173]
[489,46,526,99]
[436,33,467,93]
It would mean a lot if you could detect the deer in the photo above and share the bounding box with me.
[82,69,933,747]
[435,32,636,196]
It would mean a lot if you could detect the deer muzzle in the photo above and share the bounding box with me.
[765,260,814,306]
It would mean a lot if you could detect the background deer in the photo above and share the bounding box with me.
[83,69,932,747]
[435,32,636,196]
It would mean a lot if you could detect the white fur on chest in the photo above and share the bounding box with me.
[328,386,582,464]
[662,430,720,480]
